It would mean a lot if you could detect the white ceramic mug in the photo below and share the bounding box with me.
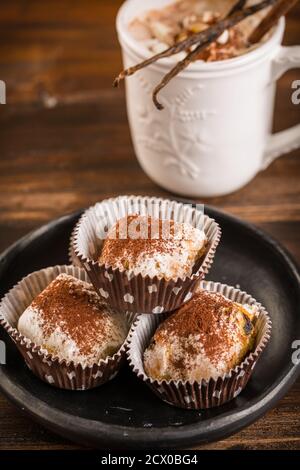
[116,0,300,197]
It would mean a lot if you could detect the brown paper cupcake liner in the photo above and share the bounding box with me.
[69,225,82,267]
[126,281,272,409]
[72,195,221,314]
[69,234,139,325]
[0,265,132,390]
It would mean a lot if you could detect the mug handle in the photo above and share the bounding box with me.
[262,45,300,170]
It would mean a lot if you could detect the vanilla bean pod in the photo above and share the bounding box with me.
[153,0,277,109]
[114,0,277,89]
[249,0,298,43]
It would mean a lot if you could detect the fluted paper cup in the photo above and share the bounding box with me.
[127,281,272,409]
[0,265,132,390]
[69,225,82,267]
[72,195,221,314]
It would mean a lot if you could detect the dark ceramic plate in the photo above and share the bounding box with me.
[0,206,299,449]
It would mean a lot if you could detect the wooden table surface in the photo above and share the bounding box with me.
[0,0,299,450]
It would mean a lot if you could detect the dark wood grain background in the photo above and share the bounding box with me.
[0,0,299,450]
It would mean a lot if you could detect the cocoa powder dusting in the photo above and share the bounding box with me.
[196,28,247,62]
[155,290,236,361]
[100,216,179,263]
[32,274,114,357]
[99,215,206,275]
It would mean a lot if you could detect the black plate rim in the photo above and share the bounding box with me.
[0,206,299,449]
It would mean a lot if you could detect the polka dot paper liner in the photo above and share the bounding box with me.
[72,195,221,314]
[126,281,272,409]
[0,265,133,390]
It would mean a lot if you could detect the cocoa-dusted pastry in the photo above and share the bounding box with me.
[73,195,220,314]
[18,273,128,367]
[143,289,257,381]
[99,215,207,280]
